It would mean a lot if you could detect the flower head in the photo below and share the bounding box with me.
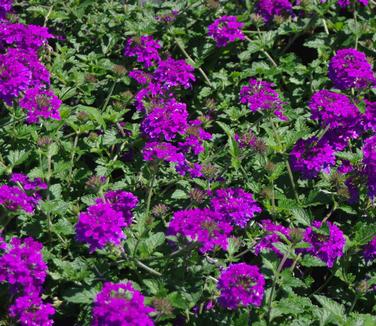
[217,263,265,309]
[364,100,376,132]
[92,282,154,326]
[0,0,12,19]
[363,236,376,262]
[255,0,294,23]
[208,16,245,47]
[363,136,376,199]
[210,188,261,228]
[328,48,375,90]
[124,35,161,68]
[303,221,346,268]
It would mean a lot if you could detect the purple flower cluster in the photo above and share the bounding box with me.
[126,35,211,177]
[0,173,47,213]
[168,208,233,253]
[289,137,336,179]
[363,236,376,262]
[0,13,61,123]
[207,16,245,47]
[240,79,287,121]
[363,136,376,199]
[92,282,154,326]
[364,100,376,132]
[255,0,294,23]
[76,190,138,252]
[254,220,291,256]
[217,263,265,309]
[0,237,55,325]
[336,0,369,8]
[210,188,262,228]
[328,48,375,90]
[124,35,161,68]
[0,0,12,19]
[302,221,346,268]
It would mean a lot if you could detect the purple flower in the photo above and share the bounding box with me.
[124,35,161,68]
[178,120,212,155]
[96,190,138,227]
[0,0,12,19]
[240,79,287,120]
[328,48,375,90]
[336,0,368,8]
[11,173,47,191]
[207,16,245,47]
[129,69,152,85]
[309,90,361,130]
[168,208,233,253]
[256,0,294,23]
[217,263,265,309]
[9,294,55,326]
[290,137,336,179]
[210,188,261,228]
[364,100,376,132]
[0,52,31,105]
[143,141,185,165]
[363,236,376,262]
[254,219,290,256]
[303,221,346,268]
[19,87,61,124]
[363,136,376,199]
[76,202,126,253]
[0,237,47,294]
[141,99,188,141]
[154,57,195,89]
[92,282,154,326]
[156,10,179,23]
[0,22,53,50]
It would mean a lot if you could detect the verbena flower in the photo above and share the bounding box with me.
[178,120,212,155]
[290,137,336,179]
[336,0,368,8]
[0,0,12,19]
[364,100,376,132]
[0,52,31,105]
[309,90,360,130]
[141,99,188,140]
[207,16,245,47]
[210,188,261,228]
[9,294,55,326]
[255,0,294,23]
[96,190,138,227]
[143,141,185,165]
[124,35,161,68]
[0,237,47,294]
[0,22,53,50]
[328,48,375,90]
[254,219,290,256]
[10,173,47,191]
[76,202,126,253]
[168,208,233,253]
[363,135,376,199]
[19,87,62,124]
[240,78,287,120]
[217,263,265,309]
[92,282,154,326]
[303,221,346,268]
[363,236,376,262]
[154,57,195,89]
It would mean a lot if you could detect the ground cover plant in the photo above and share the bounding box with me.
[0,0,375,325]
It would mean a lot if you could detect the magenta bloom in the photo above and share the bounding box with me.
[328,48,375,90]
[363,236,376,262]
[0,52,31,105]
[210,188,261,228]
[10,173,47,191]
[309,90,360,130]
[217,263,265,309]
[256,0,294,23]
[141,99,188,140]
[154,57,195,89]
[0,22,53,50]
[96,190,138,227]
[303,221,346,268]
[76,203,126,253]
[290,137,336,179]
[9,294,55,326]
[207,16,245,47]
[363,136,376,199]
[0,0,12,19]
[92,282,154,326]
[178,119,212,155]
[336,0,368,8]
[124,35,161,68]
[364,100,376,132]
[254,220,290,256]
[19,87,61,124]
[0,237,47,294]
[143,141,185,165]
[240,79,287,121]
[168,208,233,253]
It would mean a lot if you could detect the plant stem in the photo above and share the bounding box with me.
[135,259,162,276]
[286,160,299,203]
[145,166,157,219]
[349,294,359,313]
[267,251,290,324]
[102,80,117,111]
[322,18,329,35]
[244,35,277,68]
